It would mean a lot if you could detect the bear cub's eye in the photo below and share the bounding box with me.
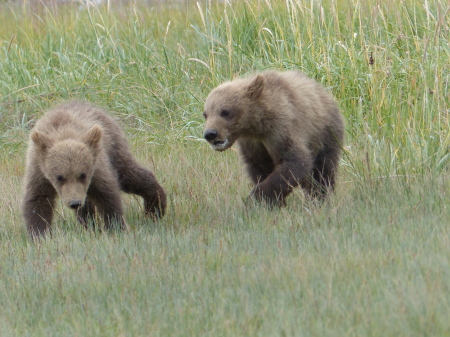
[203,112,207,120]
[56,175,65,183]
[220,109,231,118]
[79,173,87,181]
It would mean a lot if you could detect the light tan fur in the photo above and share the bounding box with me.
[203,70,344,204]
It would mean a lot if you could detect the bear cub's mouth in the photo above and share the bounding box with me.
[210,139,229,151]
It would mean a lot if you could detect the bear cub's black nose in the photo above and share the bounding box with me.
[204,129,218,141]
[69,200,82,209]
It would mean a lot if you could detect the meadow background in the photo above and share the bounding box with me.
[0,0,449,336]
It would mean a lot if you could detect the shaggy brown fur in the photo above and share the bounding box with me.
[22,100,166,238]
[203,70,344,205]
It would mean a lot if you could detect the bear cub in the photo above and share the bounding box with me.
[203,70,344,205]
[22,100,166,237]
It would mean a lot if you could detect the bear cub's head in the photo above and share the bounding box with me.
[203,75,265,151]
[31,125,103,210]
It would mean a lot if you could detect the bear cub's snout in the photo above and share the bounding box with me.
[204,129,218,141]
[69,200,82,209]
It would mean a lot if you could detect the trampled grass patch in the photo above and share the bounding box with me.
[0,0,449,336]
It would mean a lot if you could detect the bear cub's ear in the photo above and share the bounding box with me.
[246,75,265,99]
[83,125,103,151]
[31,131,53,153]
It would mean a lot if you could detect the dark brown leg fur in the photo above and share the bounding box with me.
[239,139,275,185]
[302,127,342,199]
[76,199,97,229]
[118,163,166,219]
[109,139,166,219]
[251,156,313,206]
[244,139,314,206]
[240,138,317,206]
[302,155,338,199]
[87,172,126,230]
[22,175,57,238]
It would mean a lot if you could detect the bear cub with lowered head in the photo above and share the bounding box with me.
[22,100,166,237]
[203,70,344,205]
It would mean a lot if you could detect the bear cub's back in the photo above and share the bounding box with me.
[34,100,125,152]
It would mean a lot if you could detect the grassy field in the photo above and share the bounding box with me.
[0,0,449,336]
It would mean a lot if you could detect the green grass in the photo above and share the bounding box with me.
[0,0,449,336]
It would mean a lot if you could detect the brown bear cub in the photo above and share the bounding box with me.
[22,100,166,237]
[203,70,344,205]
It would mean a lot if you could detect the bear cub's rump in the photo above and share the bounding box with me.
[203,70,344,205]
[22,100,166,237]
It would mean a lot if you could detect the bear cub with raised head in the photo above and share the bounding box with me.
[203,70,344,205]
[22,100,166,237]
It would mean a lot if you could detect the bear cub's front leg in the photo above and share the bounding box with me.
[249,157,313,206]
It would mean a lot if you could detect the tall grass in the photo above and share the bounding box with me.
[1,0,449,170]
[0,0,449,336]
